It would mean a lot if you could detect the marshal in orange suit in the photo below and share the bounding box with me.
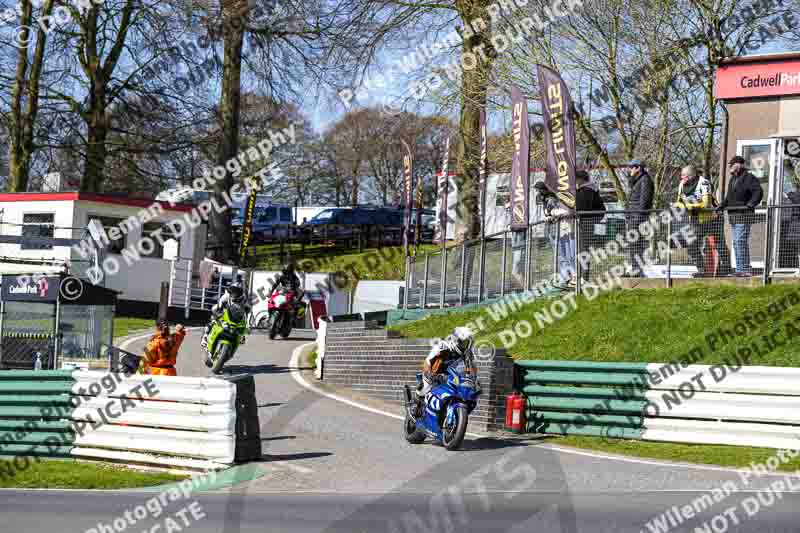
[143,320,186,376]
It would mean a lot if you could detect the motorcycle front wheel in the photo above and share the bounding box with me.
[442,406,468,451]
[269,313,281,340]
[211,342,231,374]
[404,412,426,444]
[280,317,292,338]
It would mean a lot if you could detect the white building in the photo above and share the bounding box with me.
[0,192,203,308]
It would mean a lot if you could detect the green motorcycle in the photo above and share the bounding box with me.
[204,303,248,374]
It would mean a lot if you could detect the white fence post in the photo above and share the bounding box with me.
[183,259,191,319]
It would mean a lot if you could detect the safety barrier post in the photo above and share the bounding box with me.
[666,212,673,288]
[478,238,486,303]
[403,256,410,309]
[459,242,467,306]
[500,231,508,298]
[553,220,560,284]
[422,253,430,308]
[184,260,191,320]
[440,248,447,309]
[763,204,774,286]
[574,217,581,295]
[168,260,176,306]
[524,227,532,292]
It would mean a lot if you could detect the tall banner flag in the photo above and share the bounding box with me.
[401,140,414,256]
[479,110,488,236]
[537,64,577,209]
[510,86,530,230]
[238,177,259,265]
[437,137,450,245]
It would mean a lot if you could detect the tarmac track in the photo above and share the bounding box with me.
[2,331,800,533]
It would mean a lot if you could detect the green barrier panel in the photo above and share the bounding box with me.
[0,431,75,446]
[527,411,644,427]
[526,396,648,414]
[517,360,650,373]
[0,381,74,394]
[0,394,72,406]
[0,443,74,458]
[527,421,645,439]
[0,370,77,460]
[0,405,72,418]
[0,370,74,380]
[522,385,648,401]
[524,370,653,388]
[0,420,72,432]
[387,287,566,327]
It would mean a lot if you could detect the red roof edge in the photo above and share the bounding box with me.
[0,192,195,213]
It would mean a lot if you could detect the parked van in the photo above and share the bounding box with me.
[305,207,404,226]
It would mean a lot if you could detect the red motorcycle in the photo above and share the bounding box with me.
[266,288,305,339]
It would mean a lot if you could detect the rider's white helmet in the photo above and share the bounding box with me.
[450,326,474,356]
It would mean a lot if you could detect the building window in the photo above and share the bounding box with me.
[87,215,126,254]
[141,222,180,258]
[21,213,55,250]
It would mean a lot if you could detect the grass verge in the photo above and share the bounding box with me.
[551,436,800,471]
[0,459,185,489]
[113,317,156,340]
[254,244,443,290]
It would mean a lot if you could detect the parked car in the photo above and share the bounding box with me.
[232,204,295,242]
[304,207,404,226]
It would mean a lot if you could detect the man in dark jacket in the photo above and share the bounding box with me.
[625,159,654,276]
[575,171,606,282]
[719,155,764,276]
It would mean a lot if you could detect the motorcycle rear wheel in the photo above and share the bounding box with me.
[442,406,468,451]
[211,343,231,375]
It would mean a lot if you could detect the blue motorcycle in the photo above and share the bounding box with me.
[403,366,481,450]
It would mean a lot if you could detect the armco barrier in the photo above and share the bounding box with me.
[520,360,800,449]
[71,371,238,470]
[321,320,515,432]
[0,369,260,471]
[0,370,75,457]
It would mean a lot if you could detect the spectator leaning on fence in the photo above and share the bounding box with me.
[535,181,575,286]
[718,155,764,277]
[624,159,654,277]
[673,165,732,278]
[575,171,606,283]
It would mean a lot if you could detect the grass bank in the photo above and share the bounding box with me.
[255,244,443,290]
[113,317,155,340]
[394,283,800,467]
[0,459,184,489]
[395,284,800,367]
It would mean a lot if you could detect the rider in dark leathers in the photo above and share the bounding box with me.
[269,263,302,295]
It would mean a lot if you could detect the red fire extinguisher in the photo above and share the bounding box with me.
[505,392,526,433]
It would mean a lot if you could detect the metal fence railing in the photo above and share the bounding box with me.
[403,205,800,309]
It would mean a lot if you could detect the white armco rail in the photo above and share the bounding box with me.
[640,363,800,449]
[70,371,237,470]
